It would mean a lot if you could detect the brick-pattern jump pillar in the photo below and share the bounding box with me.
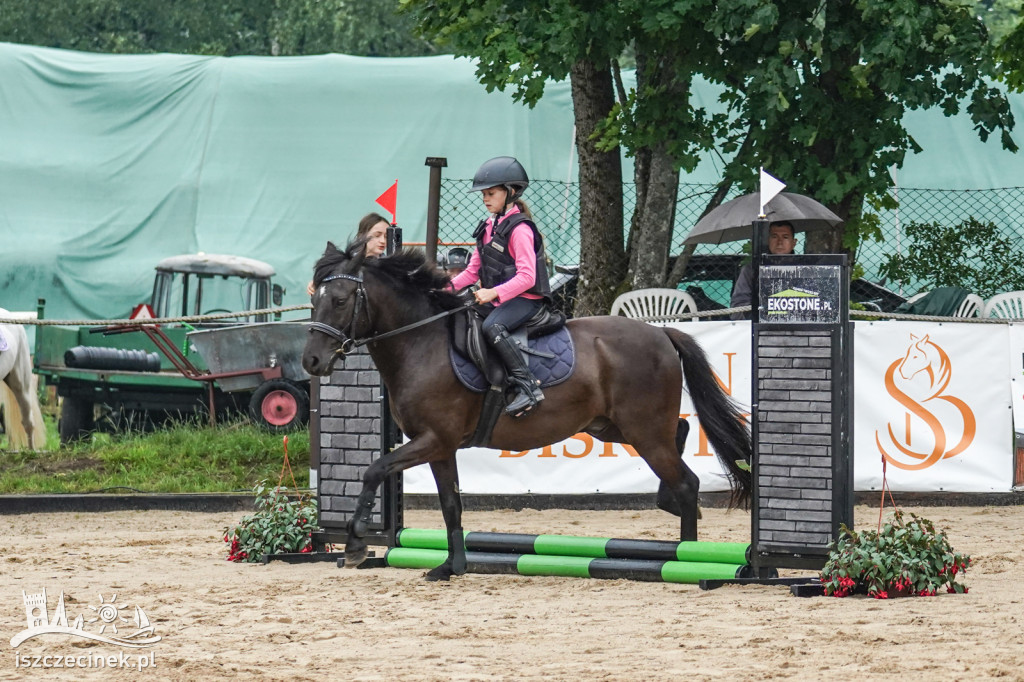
[310,347,402,547]
[749,254,854,573]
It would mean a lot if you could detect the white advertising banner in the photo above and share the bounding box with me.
[853,321,1012,492]
[405,320,1015,495]
[404,321,749,494]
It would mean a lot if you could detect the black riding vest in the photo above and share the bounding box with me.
[473,212,552,301]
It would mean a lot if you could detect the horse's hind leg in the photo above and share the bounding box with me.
[618,421,700,541]
[586,418,700,537]
[425,457,466,582]
[656,419,701,521]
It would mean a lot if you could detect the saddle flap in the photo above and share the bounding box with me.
[449,308,505,387]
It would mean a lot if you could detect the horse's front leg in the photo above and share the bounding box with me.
[425,457,465,582]
[343,433,442,568]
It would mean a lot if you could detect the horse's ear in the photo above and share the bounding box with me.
[910,333,918,341]
[325,241,342,257]
[347,244,367,273]
[921,334,929,343]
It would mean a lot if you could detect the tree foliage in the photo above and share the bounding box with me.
[879,218,1024,297]
[0,0,438,56]
[708,0,1016,257]
[406,0,1017,313]
[406,0,633,315]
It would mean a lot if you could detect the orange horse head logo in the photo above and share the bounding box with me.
[875,334,976,470]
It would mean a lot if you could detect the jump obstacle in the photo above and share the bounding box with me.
[304,170,854,590]
[383,529,755,584]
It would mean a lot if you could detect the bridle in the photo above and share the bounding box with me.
[307,270,472,356]
[307,272,370,355]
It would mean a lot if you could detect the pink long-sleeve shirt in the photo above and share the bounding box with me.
[449,206,541,304]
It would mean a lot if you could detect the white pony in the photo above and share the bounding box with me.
[0,309,46,450]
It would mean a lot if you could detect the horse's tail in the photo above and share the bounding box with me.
[664,327,752,508]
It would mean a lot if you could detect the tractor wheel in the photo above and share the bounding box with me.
[59,396,95,445]
[249,379,309,432]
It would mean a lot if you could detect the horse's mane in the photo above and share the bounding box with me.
[312,241,465,310]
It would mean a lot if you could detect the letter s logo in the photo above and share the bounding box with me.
[875,334,976,470]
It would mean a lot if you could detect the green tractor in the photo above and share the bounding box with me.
[35,254,310,445]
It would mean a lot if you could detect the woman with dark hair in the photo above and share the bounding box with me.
[307,212,389,295]
[355,212,389,258]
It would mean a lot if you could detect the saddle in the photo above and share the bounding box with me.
[450,304,568,388]
[448,303,574,447]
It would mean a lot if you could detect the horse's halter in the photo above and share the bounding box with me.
[308,272,371,356]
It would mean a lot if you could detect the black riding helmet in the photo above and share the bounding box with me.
[468,156,529,203]
[441,246,470,271]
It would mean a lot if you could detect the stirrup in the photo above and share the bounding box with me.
[505,382,544,418]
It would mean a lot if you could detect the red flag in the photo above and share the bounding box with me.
[375,180,398,225]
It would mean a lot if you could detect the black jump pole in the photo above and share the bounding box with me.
[424,156,447,265]
[750,217,769,321]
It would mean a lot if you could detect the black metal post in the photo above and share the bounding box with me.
[751,218,769,323]
[424,156,447,265]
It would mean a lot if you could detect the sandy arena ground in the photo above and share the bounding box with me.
[1,503,1022,681]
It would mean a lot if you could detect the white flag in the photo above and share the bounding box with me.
[759,168,786,217]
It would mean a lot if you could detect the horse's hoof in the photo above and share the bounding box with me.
[424,565,455,582]
[344,545,368,568]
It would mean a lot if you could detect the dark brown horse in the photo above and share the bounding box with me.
[302,242,751,581]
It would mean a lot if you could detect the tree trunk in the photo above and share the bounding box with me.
[629,143,678,288]
[570,58,624,317]
[666,176,735,286]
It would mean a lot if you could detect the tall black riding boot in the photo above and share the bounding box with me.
[488,325,545,417]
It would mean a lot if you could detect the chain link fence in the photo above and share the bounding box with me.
[436,178,1024,315]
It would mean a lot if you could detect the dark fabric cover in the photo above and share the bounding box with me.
[894,286,971,316]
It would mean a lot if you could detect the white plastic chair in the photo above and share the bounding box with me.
[954,293,983,318]
[610,288,700,321]
[983,291,1024,319]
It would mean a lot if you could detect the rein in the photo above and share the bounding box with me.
[308,270,472,354]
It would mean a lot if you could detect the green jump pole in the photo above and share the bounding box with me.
[396,528,750,565]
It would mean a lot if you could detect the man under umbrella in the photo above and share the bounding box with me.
[729,222,797,320]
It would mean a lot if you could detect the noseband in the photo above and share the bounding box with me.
[308,270,472,356]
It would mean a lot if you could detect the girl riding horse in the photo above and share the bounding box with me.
[448,156,550,418]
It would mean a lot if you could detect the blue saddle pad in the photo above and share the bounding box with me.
[449,327,575,393]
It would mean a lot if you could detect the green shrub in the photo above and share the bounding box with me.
[879,217,1024,298]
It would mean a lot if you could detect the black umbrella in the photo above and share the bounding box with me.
[683,191,842,246]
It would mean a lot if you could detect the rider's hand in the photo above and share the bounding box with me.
[474,288,498,304]
[307,281,315,296]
